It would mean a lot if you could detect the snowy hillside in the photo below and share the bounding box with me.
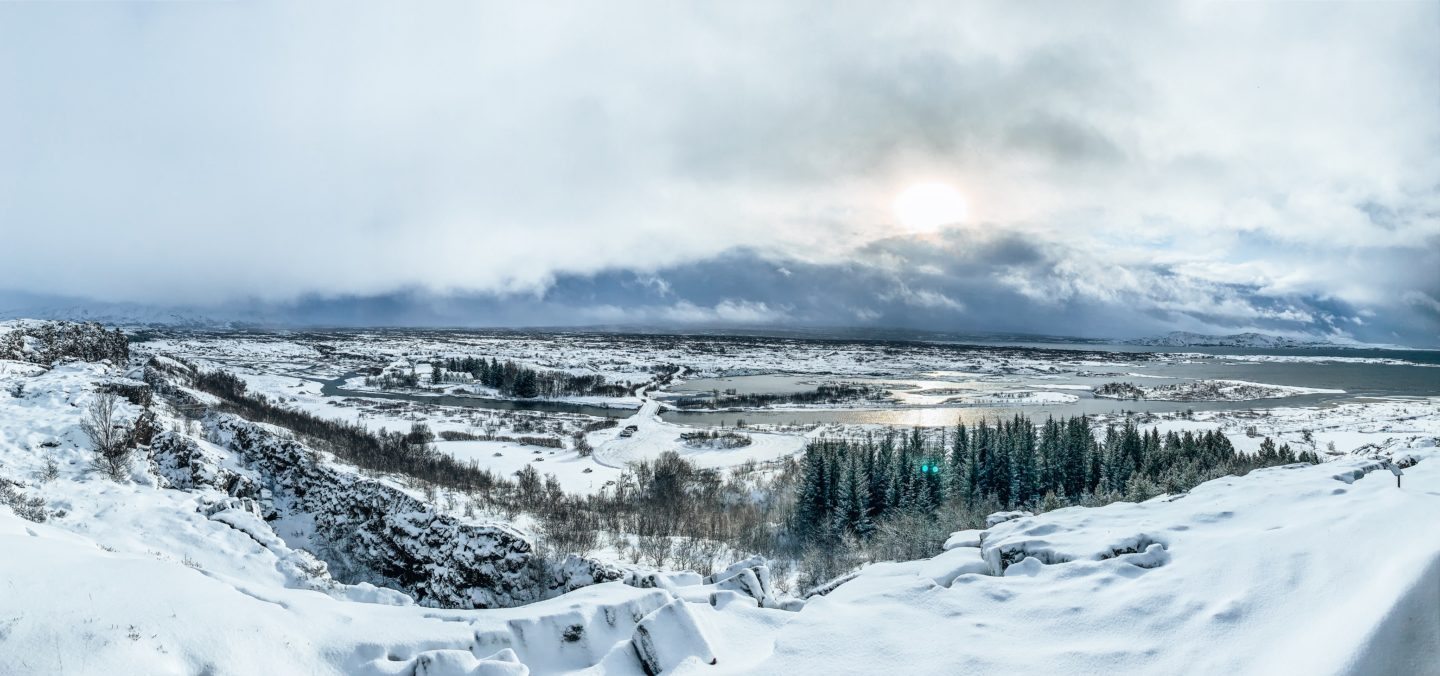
[727,451,1440,675]
[2,320,1438,675]
[4,391,1436,674]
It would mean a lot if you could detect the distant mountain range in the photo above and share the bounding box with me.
[0,291,1392,349]
[1125,331,1336,348]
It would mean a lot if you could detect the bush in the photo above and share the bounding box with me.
[83,392,134,482]
[572,432,593,457]
[439,430,481,441]
[39,453,60,483]
[0,479,48,523]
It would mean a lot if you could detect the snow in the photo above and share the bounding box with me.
[1095,378,1346,402]
[1197,353,1439,367]
[705,448,1440,675]
[591,394,807,471]
[4,325,1439,675]
[442,439,623,494]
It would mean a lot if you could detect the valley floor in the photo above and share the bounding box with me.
[3,420,1436,675]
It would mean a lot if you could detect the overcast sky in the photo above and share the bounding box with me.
[1,1,1436,344]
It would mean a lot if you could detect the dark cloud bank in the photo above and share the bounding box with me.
[6,229,1434,346]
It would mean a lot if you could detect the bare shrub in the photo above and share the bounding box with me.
[673,538,725,576]
[538,508,601,557]
[636,534,675,568]
[83,392,134,481]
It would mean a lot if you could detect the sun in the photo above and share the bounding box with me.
[894,182,967,233]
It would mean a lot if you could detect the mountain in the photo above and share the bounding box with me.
[1126,331,1333,348]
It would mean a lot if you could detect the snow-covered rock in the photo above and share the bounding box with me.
[0,319,128,365]
[631,599,718,674]
[412,648,529,676]
[211,414,621,608]
[942,528,984,550]
[984,510,1032,528]
[918,546,992,586]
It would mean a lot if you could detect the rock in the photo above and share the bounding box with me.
[210,415,610,608]
[631,600,717,675]
[918,547,991,586]
[775,598,806,612]
[713,568,769,606]
[985,510,1034,528]
[0,320,128,365]
[412,648,529,676]
[943,529,984,550]
[152,430,259,501]
[551,554,625,595]
[708,590,758,611]
[710,556,775,604]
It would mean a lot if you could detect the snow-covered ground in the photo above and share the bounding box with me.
[592,394,808,471]
[3,358,1436,674]
[5,323,1439,675]
[718,448,1440,675]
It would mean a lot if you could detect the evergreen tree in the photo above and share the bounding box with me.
[794,445,833,542]
[868,435,892,517]
[833,453,874,539]
[949,423,970,501]
[974,420,993,502]
[1011,418,1038,507]
[514,370,540,398]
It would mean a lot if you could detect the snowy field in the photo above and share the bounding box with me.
[2,356,1436,674]
[4,322,1439,675]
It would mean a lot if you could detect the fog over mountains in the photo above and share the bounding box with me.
[2,2,1438,346]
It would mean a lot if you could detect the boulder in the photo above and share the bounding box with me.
[985,510,1034,528]
[631,600,717,675]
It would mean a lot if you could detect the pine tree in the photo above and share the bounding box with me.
[514,370,539,398]
[1011,418,1038,508]
[949,423,970,502]
[794,445,833,543]
[868,436,892,518]
[974,420,992,502]
[833,453,874,539]
[991,418,1014,507]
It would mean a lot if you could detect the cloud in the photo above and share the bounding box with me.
[0,0,1435,344]
[14,230,1433,345]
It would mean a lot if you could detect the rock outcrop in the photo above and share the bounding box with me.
[0,320,128,365]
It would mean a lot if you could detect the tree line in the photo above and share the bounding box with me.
[439,357,633,399]
[672,382,887,410]
[183,366,507,494]
[793,413,1320,551]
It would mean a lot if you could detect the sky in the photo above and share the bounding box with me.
[1,1,1437,345]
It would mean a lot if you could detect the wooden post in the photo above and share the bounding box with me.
[1388,462,1404,488]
